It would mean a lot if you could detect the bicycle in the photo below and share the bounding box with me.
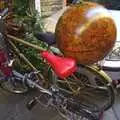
[0,8,115,120]
[5,32,115,119]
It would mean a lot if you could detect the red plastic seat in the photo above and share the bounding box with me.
[41,51,77,79]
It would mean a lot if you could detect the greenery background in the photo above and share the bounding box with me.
[11,0,46,72]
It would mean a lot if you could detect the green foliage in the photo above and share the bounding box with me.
[12,0,47,71]
[13,0,30,16]
[16,33,47,72]
[13,0,44,33]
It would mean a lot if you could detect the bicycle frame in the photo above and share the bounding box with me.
[6,34,113,82]
[0,34,54,94]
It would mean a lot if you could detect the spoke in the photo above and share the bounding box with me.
[65,78,76,93]
[71,74,85,87]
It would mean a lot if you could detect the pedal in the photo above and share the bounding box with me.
[26,97,38,110]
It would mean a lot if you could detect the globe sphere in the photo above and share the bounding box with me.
[55,2,117,65]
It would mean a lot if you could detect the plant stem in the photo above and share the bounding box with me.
[7,34,45,52]
[7,39,46,83]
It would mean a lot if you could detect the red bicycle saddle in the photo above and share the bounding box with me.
[41,51,77,79]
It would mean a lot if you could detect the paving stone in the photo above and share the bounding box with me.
[103,108,117,120]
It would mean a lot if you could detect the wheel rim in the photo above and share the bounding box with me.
[55,96,97,120]
[55,65,114,112]
[1,80,28,94]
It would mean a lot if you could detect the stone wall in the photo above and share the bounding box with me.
[40,0,66,17]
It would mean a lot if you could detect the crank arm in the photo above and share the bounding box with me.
[26,94,52,110]
[26,97,38,110]
[26,78,52,96]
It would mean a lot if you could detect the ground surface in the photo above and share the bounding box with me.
[0,85,120,120]
[0,87,63,120]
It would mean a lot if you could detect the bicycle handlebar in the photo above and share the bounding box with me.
[0,8,8,18]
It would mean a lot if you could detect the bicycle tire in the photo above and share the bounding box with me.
[53,64,115,113]
[77,64,115,112]
[56,103,98,120]
[0,80,28,94]
[0,71,28,94]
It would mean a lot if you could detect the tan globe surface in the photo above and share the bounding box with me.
[55,2,117,65]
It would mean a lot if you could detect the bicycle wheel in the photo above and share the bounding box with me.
[53,64,115,113]
[54,93,98,120]
[0,80,28,94]
[56,103,98,120]
[0,71,28,94]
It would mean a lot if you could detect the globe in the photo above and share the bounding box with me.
[55,2,117,65]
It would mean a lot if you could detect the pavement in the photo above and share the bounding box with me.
[103,90,120,120]
[0,87,63,120]
[0,84,120,120]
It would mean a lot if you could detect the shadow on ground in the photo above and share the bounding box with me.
[0,86,120,120]
[0,88,63,120]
